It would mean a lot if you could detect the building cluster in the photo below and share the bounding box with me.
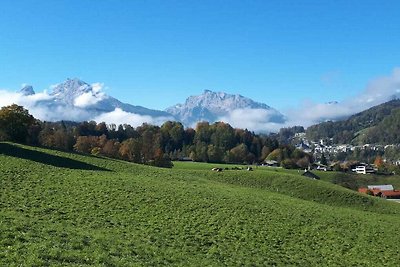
[293,134,400,167]
[295,136,387,156]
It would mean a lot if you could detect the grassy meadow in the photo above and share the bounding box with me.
[1,142,400,266]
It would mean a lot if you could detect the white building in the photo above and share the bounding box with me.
[354,165,376,174]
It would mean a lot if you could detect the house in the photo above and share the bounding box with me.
[264,160,279,167]
[358,188,381,196]
[367,185,394,191]
[358,184,400,200]
[302,170,320,180]
[178,157,193,161]
[353,164,376,174]
[311,163,331,171]
[380,190,400,199]
[295,142,312,153]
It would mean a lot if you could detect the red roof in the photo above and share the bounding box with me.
[381,190,400,197]
[357,188,397,197]
[358,188,368,193]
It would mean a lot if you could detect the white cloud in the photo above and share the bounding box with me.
[0,89,94,122]
[357,67,400,106]
[91,82,104,93]
[92,108,174,127]
[218,108,284,132]
[73,83,106,108]
[0,89,53,109]
[0,87,172,127]
[283,67,400,128]
[74,91,105,108]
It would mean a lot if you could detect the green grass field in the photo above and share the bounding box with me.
[1,142,400,266]
[174,160,400,191]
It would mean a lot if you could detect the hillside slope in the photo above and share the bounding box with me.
[1,143,400,266]
[306,99,400,144]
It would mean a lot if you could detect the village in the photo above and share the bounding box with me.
[292,132,400,171]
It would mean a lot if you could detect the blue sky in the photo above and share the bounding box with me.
[1,0,400,111]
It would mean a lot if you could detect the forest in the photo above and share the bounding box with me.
[0,104,312,168]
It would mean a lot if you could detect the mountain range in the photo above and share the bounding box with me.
[12,78,400,138]
[17,78,285,128]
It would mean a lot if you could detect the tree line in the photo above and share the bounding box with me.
[2,104,315,168]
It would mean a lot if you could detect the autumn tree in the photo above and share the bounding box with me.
[101,139,120,158]
[152,148,173,168]
[0,104,36,143]
[73,136,99,154]
[119,138,143,163]
[374,155,384,169]
[226,144,249,163]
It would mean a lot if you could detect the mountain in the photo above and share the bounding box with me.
[26,78,173,120]
[19,85,35,96]
[306,99,400,144]
[166,90,285,126]
[51,78,173,117]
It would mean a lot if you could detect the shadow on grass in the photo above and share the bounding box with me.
[0,143,110,171]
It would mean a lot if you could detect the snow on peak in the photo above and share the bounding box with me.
[49,78,105,107]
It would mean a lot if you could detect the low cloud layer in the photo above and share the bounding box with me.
[218,108,284,132]
[93,108,174,128]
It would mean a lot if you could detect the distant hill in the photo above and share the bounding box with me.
[306,99,400,144]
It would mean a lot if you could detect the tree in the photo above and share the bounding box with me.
[296,157,310,169]
[374,156,384,169]
[73,136,99,154]
[266,148,283,162]
[119,138,143,163]
[152,148,173,168]
[101,139,120,158]
[320,154,328,166]
[261,146,271,161]
[207,144,224,163]
[281,159,297,169]
[0,104,36,143]
[227,144,249,163]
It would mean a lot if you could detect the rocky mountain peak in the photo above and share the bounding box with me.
[19,85,35,96]
[49,78,95,105]
[51,78,92,96]
[166,90,285,126]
